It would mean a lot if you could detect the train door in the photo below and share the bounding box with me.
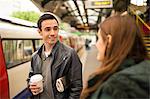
[0,37,9,99]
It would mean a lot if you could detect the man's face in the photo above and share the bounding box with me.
[39,19,59,45]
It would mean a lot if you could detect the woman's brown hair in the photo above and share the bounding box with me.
[81,15,148,99]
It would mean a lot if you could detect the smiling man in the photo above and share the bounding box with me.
[28,13,83,99]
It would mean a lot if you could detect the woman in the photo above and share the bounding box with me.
[81,15,150,99]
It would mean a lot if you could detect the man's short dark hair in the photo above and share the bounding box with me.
[113,0,130,12]
[37,13,59,30]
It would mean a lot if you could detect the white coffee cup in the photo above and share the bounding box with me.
[29,74,43,95]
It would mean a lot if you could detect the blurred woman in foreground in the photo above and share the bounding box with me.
[81,15,150,99]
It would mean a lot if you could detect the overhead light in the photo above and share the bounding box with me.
[131,0,147,6]
[77,16,82,23]
[67,0,76,10]
[76,1,84,15]
[87,9,99,16]
[83,16,87,23]
[84,23,88,26]
[89,16,97,21]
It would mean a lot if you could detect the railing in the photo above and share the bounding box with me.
[129,7,150,58]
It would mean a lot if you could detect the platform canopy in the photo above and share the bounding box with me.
[31,0,114,30]
[31,0,148,31]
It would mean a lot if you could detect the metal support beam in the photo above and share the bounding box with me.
[96,10,102,27]
[82,1,88,26]
[73,0,85,24]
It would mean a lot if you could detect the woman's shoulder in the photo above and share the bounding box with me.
[118,60,150,75]
[93,60,150,98]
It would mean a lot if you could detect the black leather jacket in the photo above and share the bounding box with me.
[29,41,83,99]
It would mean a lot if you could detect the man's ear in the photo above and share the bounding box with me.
[38,29,42,36]
[107,34,112,48]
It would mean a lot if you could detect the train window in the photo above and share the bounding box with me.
[2,40,33,68]
[24,40,33,59]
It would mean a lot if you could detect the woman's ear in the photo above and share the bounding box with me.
[107,34,112,48]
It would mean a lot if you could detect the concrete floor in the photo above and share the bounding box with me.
[81,45,101,87]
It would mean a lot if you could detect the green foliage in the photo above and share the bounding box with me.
[11,11,40,22]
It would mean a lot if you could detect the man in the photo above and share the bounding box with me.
[28,13,83,99]
[112,0,130,16]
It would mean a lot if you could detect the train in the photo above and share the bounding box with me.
[0,17,85,99]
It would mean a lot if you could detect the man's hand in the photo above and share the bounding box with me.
[29,82,41,95]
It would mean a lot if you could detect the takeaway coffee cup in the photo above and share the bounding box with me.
[30,74,43,95]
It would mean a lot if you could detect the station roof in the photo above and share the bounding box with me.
[31,0,114,30]
[31,0,148,31]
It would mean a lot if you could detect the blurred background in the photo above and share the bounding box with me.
[0,0,149,98]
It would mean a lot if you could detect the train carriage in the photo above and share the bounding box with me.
[0,17,85,99]
[0,18,42,99]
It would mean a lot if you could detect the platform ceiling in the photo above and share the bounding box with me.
[31,0,148,31]
[31,0,114,30]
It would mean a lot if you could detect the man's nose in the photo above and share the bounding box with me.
[49,29,55,35]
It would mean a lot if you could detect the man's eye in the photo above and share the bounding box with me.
[45,28,51,31]
[53,26,59,31]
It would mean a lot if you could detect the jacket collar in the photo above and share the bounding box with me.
[37,41,60,58]
[118,58,136,71]
[87,58,136,88]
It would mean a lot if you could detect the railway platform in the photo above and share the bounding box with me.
[80,45,101,87]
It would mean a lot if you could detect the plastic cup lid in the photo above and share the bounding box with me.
[30,74,43,82]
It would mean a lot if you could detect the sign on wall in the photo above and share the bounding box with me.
[85,0,113,8]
